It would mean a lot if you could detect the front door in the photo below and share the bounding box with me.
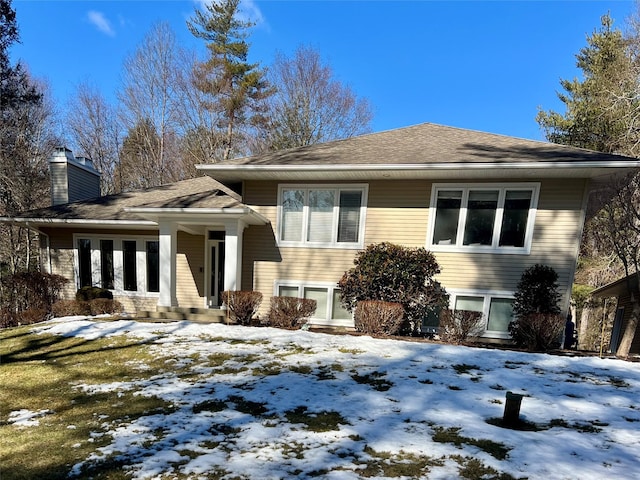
[207,239,225,307]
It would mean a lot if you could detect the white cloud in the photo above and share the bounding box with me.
[194,0,266,28]
[87,10,115,37]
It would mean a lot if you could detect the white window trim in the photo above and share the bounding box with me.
[73,234,160,297]
[448,289,515,339]
[277,184,368,249]
[274,280,353,327]
[427,182,539,254]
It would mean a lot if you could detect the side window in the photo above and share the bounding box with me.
[278,185,366,247]
[275,282,352,324]
[448,292,514,337]
[429,184,538,252]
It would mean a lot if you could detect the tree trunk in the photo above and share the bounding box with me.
[578,304,591,350]
[616,294,639,357]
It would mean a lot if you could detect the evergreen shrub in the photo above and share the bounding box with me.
[338,242,448,335]
[76,286,113,301]
[509,264,564,351]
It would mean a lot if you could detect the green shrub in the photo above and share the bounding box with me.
[338,242,448,335]
[512,264,561,318]
[509,264,563,350]
[222,290,263,325]
[354,300,404,335]
[439,309,485,344]
[76,286,113,302]
[266,296,316,329]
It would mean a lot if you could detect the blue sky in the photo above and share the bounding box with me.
[10,0,637,141]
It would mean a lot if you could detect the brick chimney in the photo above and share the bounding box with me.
[49,147,101,206]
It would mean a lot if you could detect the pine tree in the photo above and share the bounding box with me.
[187,0,273,161]
[536,14,639,156]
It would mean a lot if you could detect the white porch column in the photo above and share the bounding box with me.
[223,219,245,292]
[158,220,177,307]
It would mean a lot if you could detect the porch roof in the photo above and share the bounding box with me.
[0,176,267,230]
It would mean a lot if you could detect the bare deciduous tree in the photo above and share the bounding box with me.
[65,82,122,194]
[118,22,183,188]
[258,45,373,152]
[590,173,640,357]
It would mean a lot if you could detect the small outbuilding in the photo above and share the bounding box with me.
[590,273,640,356]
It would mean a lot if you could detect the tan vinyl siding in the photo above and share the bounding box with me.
[176,231,205,308]
[364,180,430,246]
[433,179,586,311]
[45,228,76,300]
[242,178,587,321]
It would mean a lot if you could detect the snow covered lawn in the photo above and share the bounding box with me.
[3,316,640,479]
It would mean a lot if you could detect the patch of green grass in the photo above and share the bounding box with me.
[289,364,313,375]
[504,361,526,369]
[227,395,269,416]
[548,418,608,433]
[450,454,519,480]
[192,399,228,414]
[284,406,349,432]
[432,427,510,460]
[452,364,481,375]
[251,361,282,376]
[0,326,175,480]
[338,347,364,354]
[351,371,394,391]
[608,376,630,388]
[359,446,444,477]
[281,441,307,459]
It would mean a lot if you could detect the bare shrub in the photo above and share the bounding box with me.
[18,308,48,325]
[52,300,91,317]
[354,300,404,335]
[89,299,123,315]
[222,290,263,325]
[510,313,565,351]
[439,309,485,344]
[0,272,69,328]
[266,296,316,329]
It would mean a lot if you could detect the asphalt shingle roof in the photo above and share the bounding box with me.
[217,122,632,166]
[15,176,242,221]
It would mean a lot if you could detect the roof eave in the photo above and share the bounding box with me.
[197,162,640,182]
[0,217,158,229]
[123,207,270,225]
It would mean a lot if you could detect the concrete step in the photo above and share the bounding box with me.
[135,308,230,324]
